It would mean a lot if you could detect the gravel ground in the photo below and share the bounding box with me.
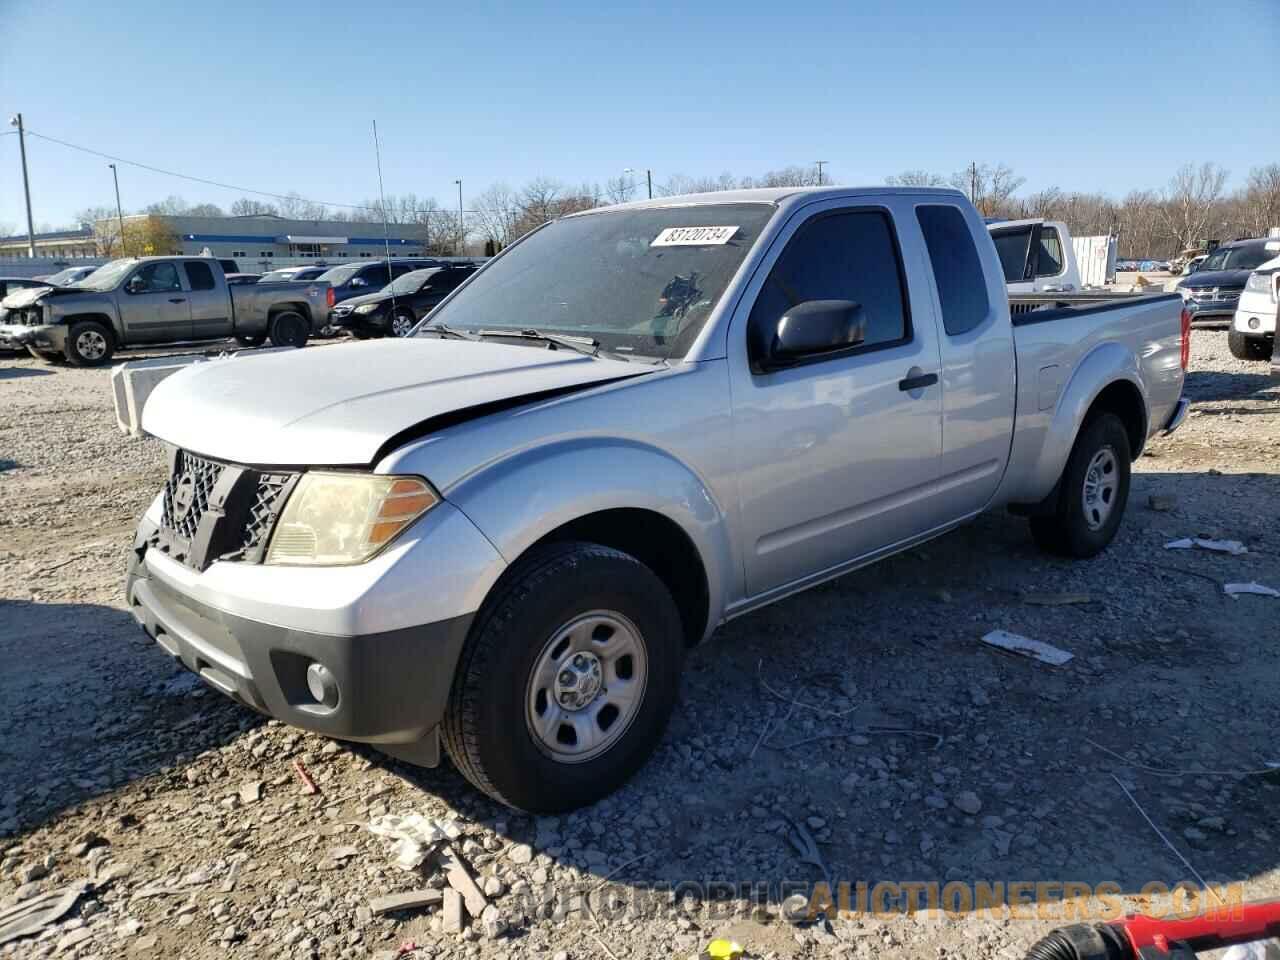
[2,331,1279,960]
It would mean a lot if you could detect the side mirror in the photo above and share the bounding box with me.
[125,275,146,294]
[757,300,866,371]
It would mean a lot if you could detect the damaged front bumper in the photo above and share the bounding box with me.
[0,322,64,353]
[125,516,477,766]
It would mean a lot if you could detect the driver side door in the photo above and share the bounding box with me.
[117,261,192,343]
[728,200,945,598]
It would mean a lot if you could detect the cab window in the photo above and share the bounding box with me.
[127,262,182,294]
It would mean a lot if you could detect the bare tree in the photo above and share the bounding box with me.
[1239,164,1280,237]
[520,178,565,226]
[1160,162,1229,253]
[277,192,327,221]
[473,182,523,250]
[76,205,123,256]
[144,195,190,216]
[885,170,947,187]
[230,197,279,217]
[186,203,224,218]
[949,163,1025,217]
[605,175,636,205]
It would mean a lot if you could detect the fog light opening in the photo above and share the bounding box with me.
[1249,317,1260,330]
[305,662,340,709]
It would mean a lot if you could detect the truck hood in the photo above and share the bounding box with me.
[0,285,52,309]
[142,339,646,466]
[1178,269,1250,290]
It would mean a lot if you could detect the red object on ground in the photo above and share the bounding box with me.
[291,758,319,795]
[1113,898,1280,955]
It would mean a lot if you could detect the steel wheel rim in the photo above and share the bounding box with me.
[1082,446,1119,531]
[392,312,414,337]
[76,330,107,360]
[525,610,648,764]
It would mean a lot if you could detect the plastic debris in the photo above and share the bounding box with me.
[291,759,318,795]
[368,813,461,872]
[1223,939,1280,960]
[1164,538,1248,555]
[1224,582,1280,600]
[0,882,89,945]
[980,630,1074,666]
[702,939,745,960]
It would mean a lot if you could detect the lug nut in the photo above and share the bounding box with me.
[559,670,574,686]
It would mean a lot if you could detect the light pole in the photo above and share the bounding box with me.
[454,179,463,255]
[108,163,126,257]
[8,113,36,258]
[815,160,828,186]
[624,168,652,200]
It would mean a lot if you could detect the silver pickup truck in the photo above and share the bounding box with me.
[0,256,328,365]
[125,187,1189,812]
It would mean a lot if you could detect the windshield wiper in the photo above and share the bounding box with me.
[476,328,603,358]
[419,322,480,341]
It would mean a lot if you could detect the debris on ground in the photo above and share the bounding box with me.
[702,938,745,960]
[0,881,89,945]
[980,629,1074,666]
[1021,592,1091,606]
[369,890,444,916]
[1165,537,1249,555]
[1146,493,1177,511]
[1224,582,1280,600]
[291,758,319,794]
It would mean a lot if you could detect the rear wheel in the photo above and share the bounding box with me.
[1227,329,1272,361]
[64,321,114,367]
[442,541,684,812]
[268,311,309,349]
[1029,413,1131,558]
[390,307,417,338]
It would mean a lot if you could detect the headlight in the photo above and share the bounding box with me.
[354,303,380,314]
[265,473,438,566]
[1177,287,1193,301]
[1245,272,1272,295]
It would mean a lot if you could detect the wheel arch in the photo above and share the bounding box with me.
[444,438,732,647]
[62,312,118,338]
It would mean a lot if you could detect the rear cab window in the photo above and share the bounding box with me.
[184,261,216,291]
[916,204,991,336]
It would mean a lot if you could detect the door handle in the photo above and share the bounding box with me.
[168,297,186,303]
[898,372,938,392]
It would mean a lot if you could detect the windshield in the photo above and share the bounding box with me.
[422,204,774,358]
[316,264,365,285]
[387,269,436,295]
[1200,245,1274,273]
[75,259,138,291]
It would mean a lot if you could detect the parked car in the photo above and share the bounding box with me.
[1229,243,1280,360]
[330,264,478,338]
[316,259,444,313]
[987,219,1081,293]
[1182,254,1208,276]
[225,273,261,286]
[1177,237,1279,327]
[0,256,328,365]
[260,266,329,283]
[125,186,1188,812]
[31,265,101,287]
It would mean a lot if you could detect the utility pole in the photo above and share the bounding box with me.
[815,160,828,186]
[454,179,464,255]
[626,168,652,200]
[8,113,36,257]
[109,163,126,256]
[970,161,979,209]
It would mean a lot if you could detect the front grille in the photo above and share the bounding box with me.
[150,448,297,569]
[1188,288,1241,303]
[161,451,224,543]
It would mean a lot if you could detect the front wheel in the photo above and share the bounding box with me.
[64,321,115,367]
[268,311,309,349]
[1227,329,1273,361]
[442,542,684,812]
[390,308,417,338]
[1030,413,1131,558]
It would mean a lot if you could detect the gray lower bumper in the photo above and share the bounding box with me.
[0,323,65,353]
[1162,397,1191,436]
[125,534,470,766]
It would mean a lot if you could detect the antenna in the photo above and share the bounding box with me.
[372,120,398,317]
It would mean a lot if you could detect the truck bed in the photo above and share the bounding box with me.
[1008,290,1173,320]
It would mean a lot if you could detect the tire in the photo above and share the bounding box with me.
[268,311,309,349]
[390,307,417,338]
[64,321,114,367]
[234,333,267,348]
[1227,329,1272,361]
[1029,413,1131,559]
[442,541,684,813]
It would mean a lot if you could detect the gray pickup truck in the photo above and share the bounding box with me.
[0,256,328,366]
[125,187,1189,812]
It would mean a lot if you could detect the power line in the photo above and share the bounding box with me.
[22,128,455,217]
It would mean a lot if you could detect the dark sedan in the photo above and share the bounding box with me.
[329,265,477,338]
[1177,239,1278,323]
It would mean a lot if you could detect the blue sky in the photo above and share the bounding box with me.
[1,0,1277,230]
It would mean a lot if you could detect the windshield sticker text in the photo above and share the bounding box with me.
[651,226,739,247]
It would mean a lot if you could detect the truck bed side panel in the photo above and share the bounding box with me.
[998,293,1184,505]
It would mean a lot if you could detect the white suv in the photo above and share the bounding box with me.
[1231,245,1280,361]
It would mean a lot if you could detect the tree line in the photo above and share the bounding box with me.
[64,160,1280,260]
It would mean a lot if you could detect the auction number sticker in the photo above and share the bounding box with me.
[651,226,739,247]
